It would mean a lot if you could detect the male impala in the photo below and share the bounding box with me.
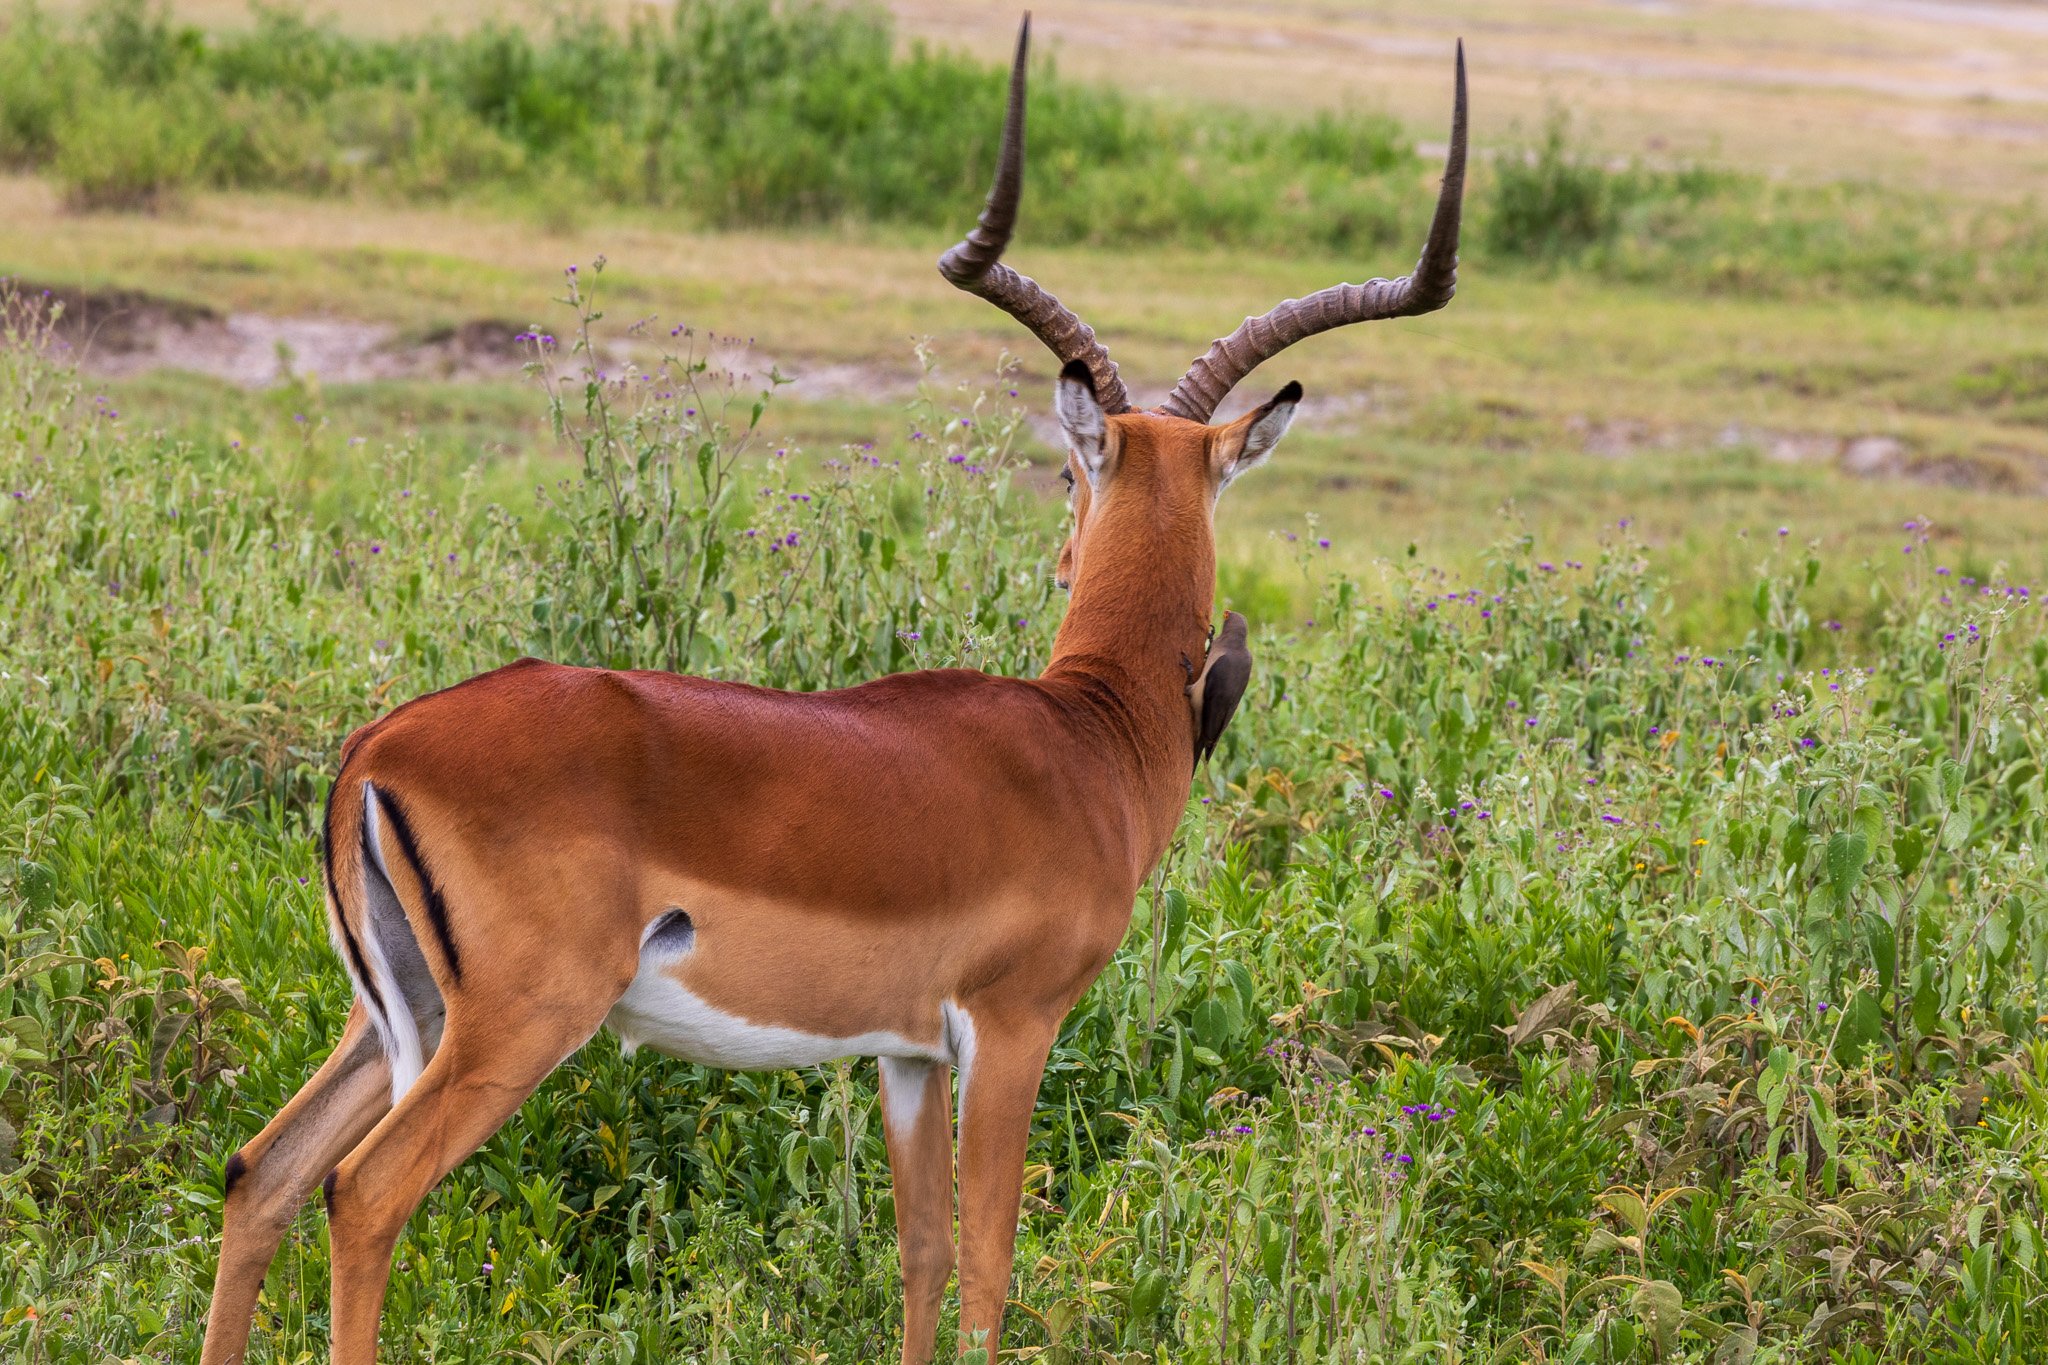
[200,19,1466,1363]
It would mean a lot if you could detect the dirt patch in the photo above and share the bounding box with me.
[415,319,533,368]
[1730,424,2048,494]
[1570,416,1684,459]
[21,281,219,354]
[12,279,933,399]
[14,279,633,386]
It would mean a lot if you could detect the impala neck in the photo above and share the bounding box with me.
[1044,472,1214,858]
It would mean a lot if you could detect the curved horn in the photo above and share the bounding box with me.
[1158,41,1468,423]
[939,14,1131,413]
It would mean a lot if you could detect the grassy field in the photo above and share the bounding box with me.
[32,0,2048,199]
[5,0,2048,1361]
[4,272,2047,1362]
[5,165,2044,638]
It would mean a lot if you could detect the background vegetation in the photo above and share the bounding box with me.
[4,0,2048,303]
[4,265,2048,1361]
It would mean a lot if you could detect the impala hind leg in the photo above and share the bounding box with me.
[202,1002,392,1365]
[324,985,620,1365]
[953,1016,1058,1358]
[880,1057,955,1365]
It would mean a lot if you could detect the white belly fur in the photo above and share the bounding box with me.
[605,946,948,1071]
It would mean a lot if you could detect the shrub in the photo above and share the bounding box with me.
[9,0,2048,304]
[0,0,1432,253]
[0,5,85,166]
[200,88,338,193]
[322,85,526,199]
[1485,110,1621,261]
[84,0,194,89]
[49,84,205,211]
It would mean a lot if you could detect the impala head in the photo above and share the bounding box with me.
[1050,361,1301,591]
[941,16,1468,594]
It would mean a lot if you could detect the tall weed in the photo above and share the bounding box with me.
[4,263,2048,1362]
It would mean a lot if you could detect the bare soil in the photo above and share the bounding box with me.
[17,280,2043,497]
[26,282,536,385]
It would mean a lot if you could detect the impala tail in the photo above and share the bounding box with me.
[320,766,453,1104]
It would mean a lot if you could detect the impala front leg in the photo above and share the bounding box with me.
[880,1057,955,1365]
[952,1013,1058,1359]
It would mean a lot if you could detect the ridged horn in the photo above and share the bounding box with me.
[938,14,1131,413]
[1157,41,1468,423]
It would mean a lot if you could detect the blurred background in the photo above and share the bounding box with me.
[4,0,2046,621]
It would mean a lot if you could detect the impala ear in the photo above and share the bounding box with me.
[1056,360,1112,488]
[1210,381,1301,492]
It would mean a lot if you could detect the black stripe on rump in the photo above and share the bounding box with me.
[323,781,386,1023]
[369,786,464,983]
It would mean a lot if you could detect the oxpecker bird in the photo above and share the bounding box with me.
[1189,610,1253,770]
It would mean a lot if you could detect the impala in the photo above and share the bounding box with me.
[200,19,1467,1363]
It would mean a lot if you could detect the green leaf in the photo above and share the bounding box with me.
[1130,1269,1169,1320]
[1825,831,1869,903]
[1862,910,1896,989]
[1191,996,1233,1053]
[1162,889,1190,959]
[1912,961,1943,1037]
[1833,989,1886,1066]
[1894,826,1928,879]
[1583,1227,1632,1258]
[1985,903,2012,961]
[16,861,55,913]
[1781,819,1809,871]
[1632,1278,1685,1356]
[2011,1218,2040,1273]
[1760,1047,1797,1126]
[1187,986,1228,1055]
[1714,1326,1760,1365]
[1222,959,1257,1014]
[1942,809,1971,850]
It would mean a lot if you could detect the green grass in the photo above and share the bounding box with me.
[0,0,1418,251]
[4,272,2048,1362]
[8,0,2048,306]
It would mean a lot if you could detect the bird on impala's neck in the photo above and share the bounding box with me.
[1189,610,1252,771]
